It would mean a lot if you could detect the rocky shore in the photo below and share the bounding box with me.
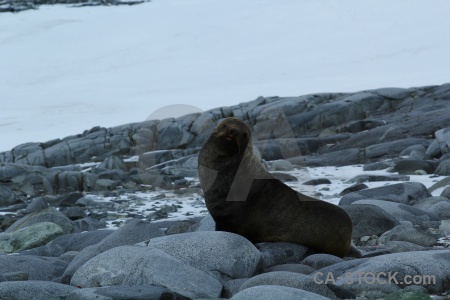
[2,83,450,299]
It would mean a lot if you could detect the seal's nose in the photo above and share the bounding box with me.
[229,128,237,136]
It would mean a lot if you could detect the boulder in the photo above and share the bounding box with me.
[71,247,222,299]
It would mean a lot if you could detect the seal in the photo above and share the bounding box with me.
[198,117,353,257]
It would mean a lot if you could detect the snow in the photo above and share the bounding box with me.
[1,0,450,151]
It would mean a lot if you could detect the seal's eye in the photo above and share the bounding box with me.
[220,124,227,129]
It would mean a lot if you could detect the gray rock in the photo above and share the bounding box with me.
[195,214,216,231]
[98,155,127,171]
[223,278,249,298]
[19,229,113,257]
[145,231,261,280]
[0,281,76,300]
[231,285,331,300]
[239,271,336,299]
[0,186,16,206]
[271,172,298,182]
[339,183,368,196]
[94,179,118,191]
[25,197,49,213]
[72,217,107,232]
[352,199,439,224]
[266,264,316,275]
[425,139,442,159]
[346,174,410,183]
[340,204,399,240]
[363,161,393,171]
[414,196,450,220]
[435,159,450,175]
[435,127,450,154]
[428,177,450,193]
[441,186,450,199]
[67,285,187,300]
[71,247,222,299]
[256,242,312,270]
[339,182,431,205]
[0,255,67,281]
[0,222,64,253]
[314,250,450,296]
[382,225,437,247]
[393,160,437,175]
[269,160,294,171]
[61,219,165,283]
[301,254,344,270]
[399,144,427,159]
[303,178,331,185]
[6,207,76,234]
[384,241,427,253]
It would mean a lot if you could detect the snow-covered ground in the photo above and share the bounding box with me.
[1,0,450,151]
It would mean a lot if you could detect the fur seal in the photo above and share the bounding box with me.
[198,117,353,257]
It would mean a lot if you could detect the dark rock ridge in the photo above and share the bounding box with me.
[1,83,450,169]
[0,0,148,13]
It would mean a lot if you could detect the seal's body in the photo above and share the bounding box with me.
[198,118,352,257]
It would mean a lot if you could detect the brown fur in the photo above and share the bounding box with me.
[198,118,353,257]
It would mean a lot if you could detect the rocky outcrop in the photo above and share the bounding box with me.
[1,83,450,169]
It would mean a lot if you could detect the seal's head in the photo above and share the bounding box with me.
[211,118,252,156]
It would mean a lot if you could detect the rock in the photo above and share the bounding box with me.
[266,264,316,275]
[25,197,49,213]
[19,229,113,257]
[0,186,17,206]
[223,278,249,298]
[72,217,107,232]
[440,186,450,199]
[0,222,64,253]
[340,204,399,240]
[351,199,439,224]
[0,255,67,281]
[61,219,165,283]
[425,139,442,159]
[67,285,187,300]
[414,196,450,220]
[385,241,427,253]
[271,172,298,182]
[6,207,76,234]
[256,242,313,270]
[399,144,427,159]
[145,231,261,280]
[301,254,344,270]
[165,220,196,235]
[231,285,332,300]
[339,182,431,205]
[346,174,410,183]
[435,127,450,154]
[428,177,450,193]
[0,281,76,300]
[439,220,450,235]
[339,183,368,196]
[435,159,450,175]
[393,160,437,175]
[363,161,393,171]
[239,272,337,299]
[71,247,222,299]
[194,214,216,231]
[94,179,118,191]
[98,155,127,171]
[303,178,331,185]
[60,206,87,220]
[58,192,85,207]
[313,250,450,296]
[269,160,294,171]
[382,225,437,247]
